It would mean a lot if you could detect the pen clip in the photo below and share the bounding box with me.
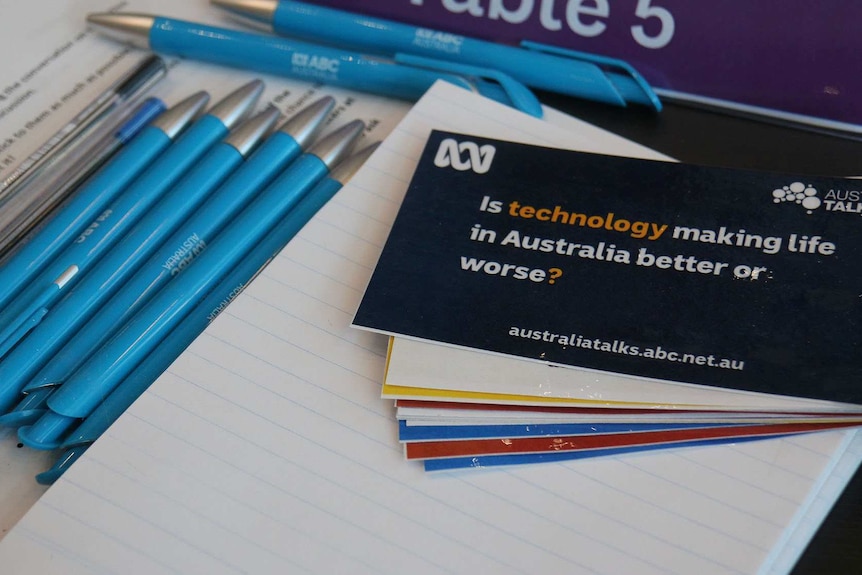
[520,41,662,112]
[394,53,544,118]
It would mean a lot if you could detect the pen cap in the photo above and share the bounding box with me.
[152,91,211,139]
[276,96,336,150]
[207,79,266,130]
[307,120,365,170]
[223,105,281,156]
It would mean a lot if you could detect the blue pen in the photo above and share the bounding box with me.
[0,81,262,359]
[0,94,197,315]
[18,120,364,449]
[0,107,280,424]
[0,55,165,201]
[0,96,168,263]
[35,142,378,483]
[0,55,168,256]
[86,12,543,117]
[3,97,335,426]
[211,0,661,111]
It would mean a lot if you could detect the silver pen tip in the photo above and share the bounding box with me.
[330,142,381,185]
[210,0,278,24]
[86,13,155,50]
[224,105,282,157]
[207,79,266,129]
[307,120,365,170]
[277,96,336,150]
[152,91,211,139]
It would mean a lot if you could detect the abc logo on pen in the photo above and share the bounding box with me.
[433,138,496,174]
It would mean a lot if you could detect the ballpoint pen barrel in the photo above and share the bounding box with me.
[0,114,228,360]
[0,91,209,312]
[0,308,48,368]
[50,142,378,461]
[43,121,364,422]
[24,139,371,451]
[0,141,257,414]
[0,87,263,410]
[0,98,167,261]
[17,132,306,396]
[19,98,335,398]
[0,270,76,360]
[42,158,330,420]
[265,0,639,107]
[0,109,280,415]
[87,14,476,101]
[0,126,170,307]
[0,55,167,203]
[0,81,262,352]
[150,19,474,100]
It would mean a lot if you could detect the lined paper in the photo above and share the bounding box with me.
[2,82,859,575]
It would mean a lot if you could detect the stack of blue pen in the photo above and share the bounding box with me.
[83,0,665,123]
[0,77,378,485]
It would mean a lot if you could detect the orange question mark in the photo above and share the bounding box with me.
[548,268,563,284]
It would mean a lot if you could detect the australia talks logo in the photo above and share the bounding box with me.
[772,181,820,213]
[434,138,496,174]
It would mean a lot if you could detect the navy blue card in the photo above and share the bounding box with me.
[353,131,862,404]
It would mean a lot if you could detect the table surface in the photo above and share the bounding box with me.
[539,91,862,575]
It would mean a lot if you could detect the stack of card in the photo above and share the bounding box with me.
[352,128,862,471]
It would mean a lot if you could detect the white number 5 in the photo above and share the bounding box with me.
[631,0,675,49]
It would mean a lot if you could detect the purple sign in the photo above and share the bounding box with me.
[309,0,861,126]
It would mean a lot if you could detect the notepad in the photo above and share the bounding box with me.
[2,82,859,575]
